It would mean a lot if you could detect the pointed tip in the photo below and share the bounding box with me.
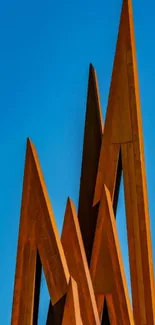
[93,0,137,207]
[25,138,41,175]
[62,198,78,239]
[89,62,95,72]
[67,196,71,203]
[69,276,77,289]
[66,197,72,208]
[100,184,111,207]
[62,276,82,325]
[25,138,33,161]
[89,63,97,82]
[104,184,109,195]
[26,137,31,145]
[26,137,34,150]
[27,136,38,153]
[120,0,134,31]
[87,63,104,133]
[66,197,76,215]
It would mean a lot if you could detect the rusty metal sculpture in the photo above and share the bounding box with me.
[11,0,155,324]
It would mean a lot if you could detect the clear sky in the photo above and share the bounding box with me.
[0,0,155,323]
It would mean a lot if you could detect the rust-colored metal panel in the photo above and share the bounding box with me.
[106,295,118,325]
[11,140,38,325]
[78,63,103,265]
[90,220,113,294]
[93,0,139,207]
[121,143,145,324]
[91,185,134,325]
[93,141,120,207]
[61,198,100,325]
[121,140,155,325]
[11,139,70,325]
[123,3,155,323]
[28,139,70,305]
[77,64,111,321]
[62,278,83,325]
[93,0,155,323]
[90,143,121,316]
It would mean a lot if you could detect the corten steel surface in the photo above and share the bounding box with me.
[91,185,134,325]
[77,63,103,266]
[11,139,70,325]
[11,0,155,324]
[62,278,83,325]
[93,0,155,324]
[61,198,100,325]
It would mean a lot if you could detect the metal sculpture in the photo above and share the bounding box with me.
[11,0,155,324]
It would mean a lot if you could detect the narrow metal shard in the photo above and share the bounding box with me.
[61,198,100,325]
[62,278,83,325]
[28,139,70,304]
[91,185,134,325]
[93,0,155,323]
[11,139,70,325]
[78,63,103,265]
[11,140,39,325]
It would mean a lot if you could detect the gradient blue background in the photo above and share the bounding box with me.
[0,0,154,323]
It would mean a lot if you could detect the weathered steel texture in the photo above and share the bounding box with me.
[93,0,155,323]
[91,185,134,325]
[121,4,155,323]
[29,139,70,304]
[77,63,112,324]
[11,140,38,325]
[78,63,103,265]
[62,278,83,325]
[61,198,100,325]
[11,139,70,325]
[121,140,155,324]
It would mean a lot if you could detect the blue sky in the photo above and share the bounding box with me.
[0,0,155,323]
